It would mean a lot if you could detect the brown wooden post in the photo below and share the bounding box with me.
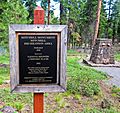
[34,6,45,113]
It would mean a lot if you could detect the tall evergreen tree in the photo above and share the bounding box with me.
[81,0,98,46]
[98,1,107,38]
[0,0,30,48]
[112,0,120,42]
[35,0,120,46]
[106,0,114,39]
[21,0,37,23]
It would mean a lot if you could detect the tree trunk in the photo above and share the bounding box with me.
[112,21,115,45]
[93,0,102,45]
[60,1,63,25]
[48,0,50,24]
[106,0,112,38]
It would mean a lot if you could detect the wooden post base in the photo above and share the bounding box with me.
[34,93,44,113]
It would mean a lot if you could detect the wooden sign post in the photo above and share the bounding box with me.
[9,7,67,113]
[34,6,44,25]
[34,93,43,113]
[34,6,44,113]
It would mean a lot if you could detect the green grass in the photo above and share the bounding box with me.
[67,49,82,55]
[67,56,107,96]
[81,107,120,113]
[0,52,119,112]
[111,86,120,98]
[67,57,107,80]
[0,67,9,84]
[0,55,32,111]
[0,54,9,64]
[0,88,32,110]
[68,49,79,54]
[0,54,32,111]
[115,52,120,62]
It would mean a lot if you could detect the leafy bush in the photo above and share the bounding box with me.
[0,79,3,85]
[111,86,120,98]
[112,86,120,93]
[67,57,106,97]
[14,102,24,111]
[71,32,81,43]
[67,77,100,97]
[81,81,100,97]
[0,0,31,48]
[0,54,9,64]
[0,88,32,107]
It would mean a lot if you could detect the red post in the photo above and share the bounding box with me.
[34,93,44,113]
[34,6,45,24]
[34,6,44,113]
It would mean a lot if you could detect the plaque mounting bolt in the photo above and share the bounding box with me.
[37,26,40,29]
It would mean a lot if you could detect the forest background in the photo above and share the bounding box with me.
[0,0,120,49]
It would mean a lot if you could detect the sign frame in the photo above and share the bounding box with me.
[9,24,67,93]
[17,33,59,85]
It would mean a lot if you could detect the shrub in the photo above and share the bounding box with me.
[67,78,100,97]
[67,57,106,97]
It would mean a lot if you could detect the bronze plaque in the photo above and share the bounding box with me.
[18,35,57,84]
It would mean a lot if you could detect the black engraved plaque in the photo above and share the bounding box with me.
[19,35,57,84]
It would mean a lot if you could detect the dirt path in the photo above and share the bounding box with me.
[93,67,120,87]
[79,60,120,87]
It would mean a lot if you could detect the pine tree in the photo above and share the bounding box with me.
[21,0,37,23]
[0,0,30,48]
[81,0,98,47]
[98,0,108,39]
[111,0,120,43]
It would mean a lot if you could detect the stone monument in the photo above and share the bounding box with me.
[90,38,114,64]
